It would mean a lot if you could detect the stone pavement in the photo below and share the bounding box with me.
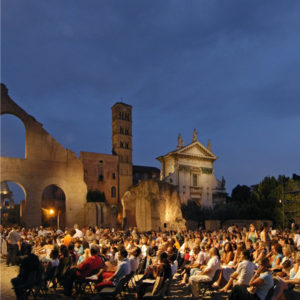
[0,259,19,299]
[0,260,228,300]
[167,273,227,300]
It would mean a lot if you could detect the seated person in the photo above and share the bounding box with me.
[96,248,131,290]
[44,248,59,282]
[271,251,300,300]
[129,247,142,273]
[11,244,41,300]
[63,245,103,296]
[227,257,273,300]
[137,251,171,299]
[189,247,220,298]
[219,250,256,293]
[179,246,201,285]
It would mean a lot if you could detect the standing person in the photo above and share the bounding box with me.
[6,226,21,266]
[260,223,271,251]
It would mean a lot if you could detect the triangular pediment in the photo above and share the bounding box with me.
[176,141,217,159]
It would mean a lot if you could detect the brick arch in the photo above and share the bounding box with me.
[42,184,66,228]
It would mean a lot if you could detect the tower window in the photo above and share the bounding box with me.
[125,143,129,149]
[120,142,123,148]
[111,186,116,198]
[112,173,116,179]
[120,127,124,134]
[98,166,104,181]
[125,128,129,135]
[119,112,122,119]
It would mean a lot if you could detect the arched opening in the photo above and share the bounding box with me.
[0,114,26,158]
[0,181,26,226]
[42,185,66,229]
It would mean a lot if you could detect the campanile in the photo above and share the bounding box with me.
[111,102,133,200]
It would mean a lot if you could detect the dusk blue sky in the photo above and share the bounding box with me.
[1,0,300,203]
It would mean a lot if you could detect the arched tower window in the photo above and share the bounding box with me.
[111,187,116,198]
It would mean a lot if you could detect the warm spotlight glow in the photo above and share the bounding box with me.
[49,209,55,215]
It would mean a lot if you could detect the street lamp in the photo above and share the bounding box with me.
[279,199,284,229]
[48,208,60,229]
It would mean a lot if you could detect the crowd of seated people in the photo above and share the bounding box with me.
[0,223,300,300]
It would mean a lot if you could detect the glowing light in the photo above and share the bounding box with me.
[49,209,55,215]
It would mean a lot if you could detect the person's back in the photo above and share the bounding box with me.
[76,251,103,278]
[11,244,41,300]
[255,270,273,300]
[235,259,256,286]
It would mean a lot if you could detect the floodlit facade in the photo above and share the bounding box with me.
[157,130,226,207]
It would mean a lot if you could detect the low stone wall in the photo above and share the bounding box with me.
[205,220,221,231]
[222,219,273,229]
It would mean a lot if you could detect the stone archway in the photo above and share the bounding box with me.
[42,184,66,229]
[0,84,87,228]
[0,180,26,225]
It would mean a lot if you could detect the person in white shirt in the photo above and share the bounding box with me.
[73,224,83,239]
[219,250,256,293]
[294,230,300,249]
[129,247,141,273]
[189,247,220,298]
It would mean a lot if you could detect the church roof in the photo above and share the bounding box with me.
[156,140,217,162]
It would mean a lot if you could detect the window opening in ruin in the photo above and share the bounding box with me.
[112,173,116,179]
[120,127,124,134]
[0,114,26,159]
[120,142,123,148]
[0,181,25,226]
[42,184,66,228]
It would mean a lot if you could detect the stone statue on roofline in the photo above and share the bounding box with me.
[208,139,211,151]
[192,128,198,142]
[177,133,184,149]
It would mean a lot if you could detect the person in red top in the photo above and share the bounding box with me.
[64,245,103,296]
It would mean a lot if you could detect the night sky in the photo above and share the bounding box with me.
[1,0,300,203]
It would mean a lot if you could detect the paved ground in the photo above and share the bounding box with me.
[0,259,19,299]
[0,260,228,299]
[168,274,227,300]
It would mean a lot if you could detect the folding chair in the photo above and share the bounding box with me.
[198,269,221,297]
[142,278,170,300]
[92,275,128,299]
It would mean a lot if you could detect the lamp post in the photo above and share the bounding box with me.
[48,209,60,229]
[279,199,284,229]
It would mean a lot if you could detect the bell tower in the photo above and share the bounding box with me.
[111,102,133,200]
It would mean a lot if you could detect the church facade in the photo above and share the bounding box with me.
[156,130,226,207]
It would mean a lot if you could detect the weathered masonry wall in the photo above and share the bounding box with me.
[0,84,87,227]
